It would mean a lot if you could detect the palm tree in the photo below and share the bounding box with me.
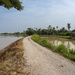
[56,26,58,30]
[47,25,52,30]
[47,25,52,35]
[56,26,58,35]
[67,23,71,32]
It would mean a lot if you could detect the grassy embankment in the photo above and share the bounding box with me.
[31,34,75,61]
[40,35,75,40]
[58,36,75,40]
[0,38,29,75]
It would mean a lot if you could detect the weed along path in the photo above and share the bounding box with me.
[23,36,75,75]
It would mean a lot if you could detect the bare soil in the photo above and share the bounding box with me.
[23,36,75,75]
[0,38,27,75]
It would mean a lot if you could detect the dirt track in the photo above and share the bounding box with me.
[23,37,75,75]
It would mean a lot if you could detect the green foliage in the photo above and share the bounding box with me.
[69,49,75,55]
[58,32,70,36]
[26,28,35,35]
[25,25,69,36]
[32,34,56,51]
[67,23,71,31]
[32,34,75,61]
[0,0,23,10]
[65,32,70,36]
[66,36,72,39]
[31,34,41,43]
[56,44,67,53]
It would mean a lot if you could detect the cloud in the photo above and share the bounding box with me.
[0,0,75,32]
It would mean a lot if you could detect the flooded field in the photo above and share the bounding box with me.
[42,36,75,50]
[0,35,23,50]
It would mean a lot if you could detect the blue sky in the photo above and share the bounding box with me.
[0,0,75,33]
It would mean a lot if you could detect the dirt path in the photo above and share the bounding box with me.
[23,36,75,75]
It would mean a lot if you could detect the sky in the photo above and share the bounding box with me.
[0,0,75,33]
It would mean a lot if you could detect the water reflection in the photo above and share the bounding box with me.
[44,36,75,50]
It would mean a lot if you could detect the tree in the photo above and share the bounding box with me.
[61,27,65,32]
[59,27,67,33]
[41,29,47,35]
[37,28,41,35]
[13,32,20,35]
[56,26,58,30]
[47,25,52,30]
[67,23,71,32]
[47,25,52,35]
[0,0,23,11]
[52,27,55,34]
[26,28,35,35]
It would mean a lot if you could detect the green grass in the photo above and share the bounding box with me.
[31,34,56,51]
[57,36,75,40]
[31,34,75,61]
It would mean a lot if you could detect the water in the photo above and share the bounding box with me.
[42,36,75,50]
[0,35,23,50]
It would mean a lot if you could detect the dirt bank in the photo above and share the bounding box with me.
[23,37,75,75]
[0,38,27,75]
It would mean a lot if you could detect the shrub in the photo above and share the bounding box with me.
[66,36,72,39]
[69,49,75,55]
[56,44,67,53]
[58,32,70,36]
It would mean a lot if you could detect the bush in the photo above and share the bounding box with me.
[65,32,70,36]
[56,44,67,53]
[66,36,72,39]
[69,49,75,55]
[58,32,70,36]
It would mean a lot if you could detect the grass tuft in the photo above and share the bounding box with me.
[56,44,67,53]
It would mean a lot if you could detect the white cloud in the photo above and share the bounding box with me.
[0,0,75,32]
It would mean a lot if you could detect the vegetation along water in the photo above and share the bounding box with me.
[41,35,75,50]
[31,34,75,61]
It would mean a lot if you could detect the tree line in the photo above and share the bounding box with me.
[1,23,75,36]
[25,23,74,36]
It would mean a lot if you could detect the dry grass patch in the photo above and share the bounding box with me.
[0,38,28,75]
